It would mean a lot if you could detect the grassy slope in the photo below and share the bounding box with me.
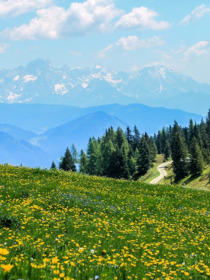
[0,164,209,279]
[159,164,210,191]
[141,155,210,190]
[140,154,165,183]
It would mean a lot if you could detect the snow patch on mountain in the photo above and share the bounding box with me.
[13,75,20,81]
[23,75,37,83]
[54,84,68,95]
[82,83,88,88]
[103,73,123,84]
[7,91,21,102]
[159,68,166,79]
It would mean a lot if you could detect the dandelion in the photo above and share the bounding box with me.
[0,248,9,255]
[1,264,14,272]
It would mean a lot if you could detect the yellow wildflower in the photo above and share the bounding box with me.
[1,264,14,272]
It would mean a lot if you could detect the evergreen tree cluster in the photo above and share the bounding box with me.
[51,110,209,182]
[79,126,157,180]
[154,110,210,180]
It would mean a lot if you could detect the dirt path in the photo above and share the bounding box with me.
[150,161,172,184]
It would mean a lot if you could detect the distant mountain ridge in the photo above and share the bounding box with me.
[0,131,51,168]
[0,103,203,168]
[0,59,209,114]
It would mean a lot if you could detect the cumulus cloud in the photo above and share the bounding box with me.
[97,36,164,57]
[0,0,53,17]
[115,7,170,30]
[2,0,121,40]
[180,5,210,25]
[0,43,10,53]
[116,36,164,51]
[183,41,210,60]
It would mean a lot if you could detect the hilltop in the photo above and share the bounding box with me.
[0,164,209,279]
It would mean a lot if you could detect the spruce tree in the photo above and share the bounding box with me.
[171,122,188,180]
[101,139,116,177]
[136,136,151,177]
[189,137,204,175]
[71,144,78,163]
[50,161,56,169]
[125,126,133,145]
[79,150,88,174]
[133,125,140,150]
[86,138,102,175]
[164,140,171,161]
[59,147,76,172]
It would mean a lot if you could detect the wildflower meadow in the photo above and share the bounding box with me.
[0,164,209,279]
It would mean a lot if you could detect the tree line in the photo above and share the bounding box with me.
[52,110,210,182]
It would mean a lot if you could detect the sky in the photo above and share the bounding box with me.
[0,0,210,83]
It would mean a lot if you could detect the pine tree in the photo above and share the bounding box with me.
[86,138,102,175]
[199,119,209,164]
[189,137,204,175]
[125,126,133,145]
[171,122,188,180]
[71,144,78,163]
[136,136,151,177]
[59,147,76,172]
[50,161,56,169]
[101,139,116,177]
[164,140,171,161]
[79,150,88,173]
[133,125,140,150]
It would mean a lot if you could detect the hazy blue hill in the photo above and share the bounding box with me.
[0,131,51,167]
[0,103,204,167]
[0,103,202,135]
[90,103,202,134]
[37,111,127,157]
[0,103,82,133]
[0,123,36,141]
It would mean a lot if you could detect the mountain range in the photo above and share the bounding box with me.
[0,59,210,115]
[0,103,203,168]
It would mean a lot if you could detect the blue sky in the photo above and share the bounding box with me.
[0,0,210,83]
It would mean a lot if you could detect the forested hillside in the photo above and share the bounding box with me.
[55,110,210,182]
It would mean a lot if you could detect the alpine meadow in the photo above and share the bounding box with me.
[0,1,210,280]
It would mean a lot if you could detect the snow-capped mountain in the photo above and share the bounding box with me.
[0,59,209,114]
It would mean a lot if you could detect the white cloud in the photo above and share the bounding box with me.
[115,7,170,30]
[98,36,164,57]
[2,0,121,40]
[97,44,114,58]
[116,36,164,51]
[180,5,210,25]
[0,43,10,53]
[183,41,210,60]
[0,0,53,17]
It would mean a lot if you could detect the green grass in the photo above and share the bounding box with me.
[0,164,209,279]
[140,154,165,183]
[159,164,210,191]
